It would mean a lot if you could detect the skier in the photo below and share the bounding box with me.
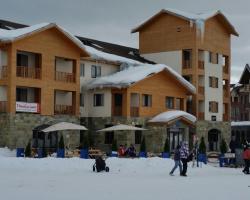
[169,144,182,176]
[180,141,189,177]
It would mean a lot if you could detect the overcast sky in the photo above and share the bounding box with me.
[0,0,249,83]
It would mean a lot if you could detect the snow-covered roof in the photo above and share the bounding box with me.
[0,23,89,55]
[87,64,196,94]
[230,83,243,92]
[131,8,239,36]
[84,45,142,65]
[231,121,250,127]
[148,110,197,124]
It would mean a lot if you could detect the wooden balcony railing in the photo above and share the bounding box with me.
[130,107,139,117]
[0,101,7,113]
[223,89,229,98]
[55,71,75,83]
[183,60,191,69]
[198,112,204,120]
[243,84,250,92]
[0,66,8,79]
[198,86,204,95]
[198,60,204,69]
[113,106,122,116]
[223,65,229,74]
[16,66,41,79]
[54,104,74,115]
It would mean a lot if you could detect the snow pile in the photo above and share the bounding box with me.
[84,45,142,65]
[0,155,249,200]
[231,121,250,127]
[149,110,197,123]
[88,64,196,93]
[0,147,16,157]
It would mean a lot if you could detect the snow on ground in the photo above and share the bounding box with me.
[0,148,249,200]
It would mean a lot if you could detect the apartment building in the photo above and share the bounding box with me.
[131,8,238,151]
[231,64,250,145]
[0,23,89,148]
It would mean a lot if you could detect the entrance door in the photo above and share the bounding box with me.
[168,128,183,151]
[208,129,220,151]
[113,94,123,116]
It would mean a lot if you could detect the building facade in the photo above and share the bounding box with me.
[131,9,238,151]
[0,23,89,148]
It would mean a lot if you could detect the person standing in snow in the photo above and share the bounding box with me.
[242,144,250,174]
[169,144,182,176]
[180,141,189,177]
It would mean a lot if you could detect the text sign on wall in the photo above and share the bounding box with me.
[16,102,40,113]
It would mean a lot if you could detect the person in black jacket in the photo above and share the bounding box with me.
[169,145,182,176]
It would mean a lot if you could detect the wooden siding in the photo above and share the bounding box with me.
[1,27,83,116]
[112,71,190,117]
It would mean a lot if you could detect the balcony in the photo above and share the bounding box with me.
[130,107,139,117]
[198,112,204,120]
[54,104,74,115]
[223,65,229,74]
[198,86,204,95]
[0,101,7,113]
[0,66,7,79]
[198,60,204,69]
[223,88,229,99]
[55,71,75,83]
[243,84,250,92]
[183,60,191,69]
[16,66,41,79]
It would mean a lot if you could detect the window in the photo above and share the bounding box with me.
[17,53,28,66]
[183,50,192,68]
[183,75,192,83]
[176,98,184,110]
[104,124,114,144]
[80,93,84,107]
[215,53,219,64]
[91,65,101,78]
[209,52,213,63]
[166,97,174,109]
[80,63,85,77]
[16,88,28,102]
[209,77,218,88]
[209,101,218,113]
[94,94,104,106]
[142,94,152,107]
[211,116,217,121]
[135,125,142,144]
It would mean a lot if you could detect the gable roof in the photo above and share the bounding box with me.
[87,64,196,94]
[239,64,250,84]
[131,8,239,36]
[0,23,89,56]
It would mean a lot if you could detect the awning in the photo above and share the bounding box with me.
[148,110,196,126]
[97,124,147,132]
[41,122,88,132]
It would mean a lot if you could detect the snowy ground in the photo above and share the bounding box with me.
[0,148,249,200]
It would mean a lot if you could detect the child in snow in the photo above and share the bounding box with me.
[180,141,189,177]
[169,144,182,176]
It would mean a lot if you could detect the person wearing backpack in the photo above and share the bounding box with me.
[169,144,182,176]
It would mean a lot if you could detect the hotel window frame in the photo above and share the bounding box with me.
[142,94,152,107]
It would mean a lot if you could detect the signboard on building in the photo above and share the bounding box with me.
[16,102,40,113]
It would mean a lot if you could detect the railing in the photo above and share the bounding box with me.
[243,84,250,92]
[183,60,191,69]
[198,112,204,120]
[198,60,204,69]
[0,66,8,79]
[54,104,74,115]
[130,107,139,117]
[0,101,7,113]
[223,65,229,74]
[16,66,41,79]
[223,89,229,98]
[55,71,75,83]
[113,106,122,116]
[198,86,204,95]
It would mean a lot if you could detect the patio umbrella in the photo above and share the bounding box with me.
[97,124,147,132]
[41,122,88,132]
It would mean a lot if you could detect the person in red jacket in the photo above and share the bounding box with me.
[242,144,250,174]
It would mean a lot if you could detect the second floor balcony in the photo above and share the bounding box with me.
[0,66,8,79]
[55,71,75,83]
[16,66,41,79]
[0,101,7,113]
